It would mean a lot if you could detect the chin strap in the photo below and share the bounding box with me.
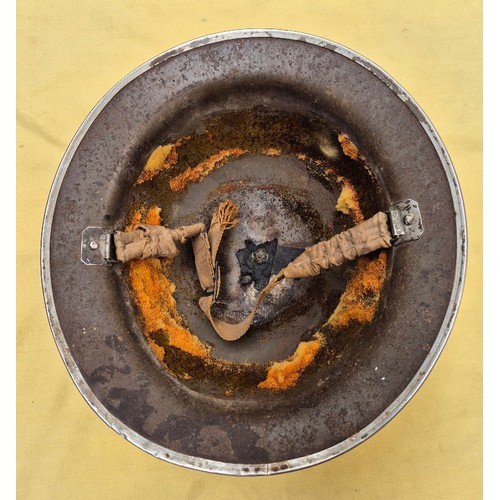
[114,199,393,341]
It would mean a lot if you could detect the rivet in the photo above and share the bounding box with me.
[89,240,99,250]
[403,214,415,226]
[251,248,269,264]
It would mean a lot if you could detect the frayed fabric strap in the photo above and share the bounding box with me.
[281,212,392,279]
[114,223,205,262]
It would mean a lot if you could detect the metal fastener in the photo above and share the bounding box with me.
[403,214,415,226]
[89,240,99,250]
[251,248,269,264]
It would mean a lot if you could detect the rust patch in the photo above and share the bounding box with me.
[262,148,282,156]
[135,142,181,185]
[257,333,324,390]
[336,176,364,223]
[129,259,212,359]
[327,252,388,328]
[338,132,363,161]
[169,148,247,192]
[125,206,162,231]
[126,208,212,360]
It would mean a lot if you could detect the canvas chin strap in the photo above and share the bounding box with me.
[114,199,392,341]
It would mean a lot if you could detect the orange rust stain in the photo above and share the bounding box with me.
[263,148,281,156]
[136,142,181,185]
[126,206,211,361]
[336,176,364,223]
[169,148,247,192]
[338,132,361,161]
[125,210,142,232]
[257,334,324,390]
[125,206,162,231]
[328,252,388,328]
[129,258,211,359]
[325,168,335,175]
[144,206,162,225]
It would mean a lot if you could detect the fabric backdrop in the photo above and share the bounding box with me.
[17,1,482,498]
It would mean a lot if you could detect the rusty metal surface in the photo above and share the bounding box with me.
[41,30,466,475]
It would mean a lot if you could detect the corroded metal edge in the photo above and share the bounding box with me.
[40,29,467,476]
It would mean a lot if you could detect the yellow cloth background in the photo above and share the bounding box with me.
[17,1,482,498]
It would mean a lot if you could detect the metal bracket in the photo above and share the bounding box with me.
[386,199,423,246]
[81,227,119,266]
